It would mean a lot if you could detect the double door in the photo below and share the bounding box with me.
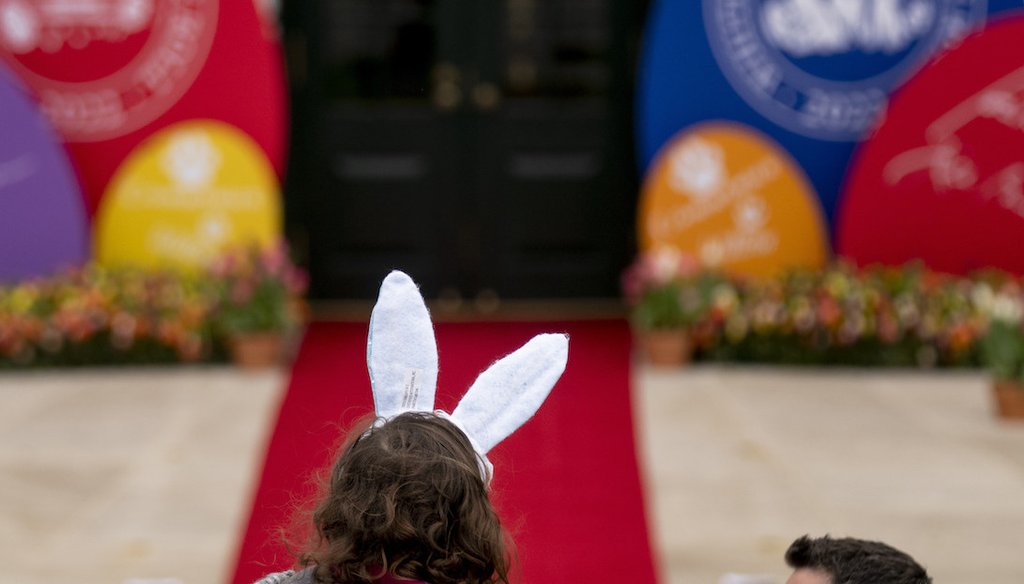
[283,0,642,300]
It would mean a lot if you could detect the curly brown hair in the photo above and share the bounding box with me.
[299,411,511,584]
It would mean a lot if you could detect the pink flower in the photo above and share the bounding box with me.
[285,268,309,296]
[230,280,255,305]
[260,242,288,277]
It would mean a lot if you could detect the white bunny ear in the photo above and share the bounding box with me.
[367,271,439,419]
[450,333,569,455]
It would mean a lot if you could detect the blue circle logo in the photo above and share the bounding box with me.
[703,0,987,140]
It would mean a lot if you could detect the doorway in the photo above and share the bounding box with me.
[282,0,644,300]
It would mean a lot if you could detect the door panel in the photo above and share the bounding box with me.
[316,104,463,297]
[474,0,631,298]
[299,0,469,298]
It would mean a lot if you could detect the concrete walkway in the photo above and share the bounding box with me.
[1,365,1023,584]
[0,368,285,584]
[636,366,1024,584]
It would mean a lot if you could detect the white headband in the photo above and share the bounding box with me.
[366,270,569,482]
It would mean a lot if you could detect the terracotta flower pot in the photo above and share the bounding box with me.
[229,332,285,369]
[993,379,1024,420]
[637,328,692,367]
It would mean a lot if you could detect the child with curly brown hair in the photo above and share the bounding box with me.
[254,271,569,584]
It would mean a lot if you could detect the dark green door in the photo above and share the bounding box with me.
[283,0,641,300]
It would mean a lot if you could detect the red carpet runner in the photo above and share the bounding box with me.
[230,320,658,584]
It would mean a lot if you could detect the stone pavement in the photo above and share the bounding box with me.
[636,366,1024,584]
[1,365,1023,584]
[0,368,285,584]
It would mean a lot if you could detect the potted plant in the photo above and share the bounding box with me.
[622,248,706,366]
[977,285,1024,419]
[209,240,308,369]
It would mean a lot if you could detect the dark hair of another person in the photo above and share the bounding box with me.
[785,535,932,584]
[298,411,510,584]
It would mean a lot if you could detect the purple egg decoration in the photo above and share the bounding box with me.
[0,65,88,282]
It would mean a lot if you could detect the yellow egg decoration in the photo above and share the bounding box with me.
[95,120,281,269]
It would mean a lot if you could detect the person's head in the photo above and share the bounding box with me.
[302,412,509,584]
[784,535,932,584]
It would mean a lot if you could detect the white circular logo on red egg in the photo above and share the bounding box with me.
[0,0,218,142]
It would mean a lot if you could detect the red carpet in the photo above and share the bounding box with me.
[230,320,659,584]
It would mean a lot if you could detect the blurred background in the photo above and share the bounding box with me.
[2,1,1024,583]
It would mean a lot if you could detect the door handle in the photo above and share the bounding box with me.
[471,82,502,111]
[432,62,463,112]
[437,287,464,313]
[475,288,501,314]
[433,80,462,111]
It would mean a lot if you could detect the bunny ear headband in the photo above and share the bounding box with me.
[366,270,569,482]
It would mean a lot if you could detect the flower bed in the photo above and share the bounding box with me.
[624,250,1024,369]
[0,242,307,368]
